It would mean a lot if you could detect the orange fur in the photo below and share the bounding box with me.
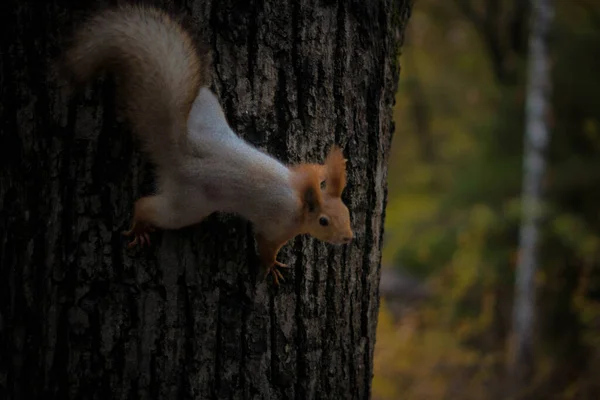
[285,145,353,246]
[289,163,324,214]
[258,155,352,286]
[324,145,347,197]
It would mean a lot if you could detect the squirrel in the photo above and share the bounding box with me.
[61,4,353,285]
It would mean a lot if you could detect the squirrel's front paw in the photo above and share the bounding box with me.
[122,221,156,249]
[264,261,289,286]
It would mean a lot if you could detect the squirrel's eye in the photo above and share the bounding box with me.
[320,180,326,189]
[319,216,329,227]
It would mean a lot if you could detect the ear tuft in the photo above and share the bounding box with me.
[324,145,347,197]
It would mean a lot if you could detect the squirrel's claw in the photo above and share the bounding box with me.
[264,261,288,286]
[123,222,154,249]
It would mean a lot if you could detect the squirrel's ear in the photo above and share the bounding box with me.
[324,145,347,197]
[291,164,323,212]
[303,186,320,213]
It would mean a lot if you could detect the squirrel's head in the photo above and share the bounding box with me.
[294,146,353,245]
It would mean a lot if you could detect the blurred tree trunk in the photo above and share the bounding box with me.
[0,0,411,399]
[509,0,554,395]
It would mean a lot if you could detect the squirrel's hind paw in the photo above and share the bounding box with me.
[122,222,156,249]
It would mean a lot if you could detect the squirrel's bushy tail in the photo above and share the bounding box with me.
[62,5,204,165]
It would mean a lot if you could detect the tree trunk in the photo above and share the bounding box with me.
[509,0,554,395]
[0,0,411,399]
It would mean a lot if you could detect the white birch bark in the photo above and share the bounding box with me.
[510,0,555,389]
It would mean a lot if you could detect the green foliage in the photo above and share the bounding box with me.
[375,0,600,398]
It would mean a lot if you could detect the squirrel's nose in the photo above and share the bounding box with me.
[342,236,352,243]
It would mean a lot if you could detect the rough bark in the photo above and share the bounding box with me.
[0,0,411,399]
[509,0,554,395]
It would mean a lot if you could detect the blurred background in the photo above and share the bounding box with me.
[373,0,600,399]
